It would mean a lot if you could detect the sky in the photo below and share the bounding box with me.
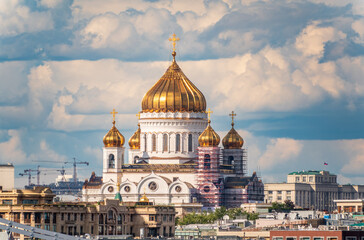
[1,0,364,188]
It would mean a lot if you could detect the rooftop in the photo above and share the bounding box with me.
[288,170,331,176]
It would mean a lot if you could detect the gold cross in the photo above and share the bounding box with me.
[110,109,118,122]
[136,112,141,120]
[206,108,213,122]
[229,111,237,125]
[169,33,180,52]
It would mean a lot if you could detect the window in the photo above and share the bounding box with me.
[204,154,211,169]
[345,237,357,240]
[273,238,283,240]
[309,176,313,182]
[287,237,297,240]
[313,238,324,240]
[268,191,273,194]
[286,191,291,195]
[327,238,337,240]
[228,156,234,165]
[277,191,282,194]
[300,237,310,240]
[108,154,115,168]
[22,200,38,204]
[149,215,155,221]
[296,177,300,182]
[277,196,282,200]
[2,200,12,205]
[287,196,291,200]
[152,134,156,152]
[188,134,193,152]
[108,210,114,220]
[176,134,180,152]
[303,176,306,182]
[163,134,168,152]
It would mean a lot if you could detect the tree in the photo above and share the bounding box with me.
[284,200,295,210]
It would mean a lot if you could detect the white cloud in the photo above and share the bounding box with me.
[295,22,346,57]
[28,140,67,163]
[258,138,303,170]
[340,139,364,175]
[0,130,27,164]
[352,19,364,44]
[0,0,53,36]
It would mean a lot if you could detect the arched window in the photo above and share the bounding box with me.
[108,154,115,168]
[134,156,139,164]
[108,210,114,220]
[188,134,193,152]
[204,154,211,169]
[228,156,234,165]
[152,134,156,152]
[163,134,168,152]
[176,134,180,152]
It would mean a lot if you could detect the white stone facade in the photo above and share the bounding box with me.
[138,112,208,164]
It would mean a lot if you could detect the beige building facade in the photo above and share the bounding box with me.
[0,164,14,191]
[0,187,176,239]
[265,170,364,212]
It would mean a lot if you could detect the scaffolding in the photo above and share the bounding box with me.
[196,147,223,208]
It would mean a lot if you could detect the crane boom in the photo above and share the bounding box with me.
[65,157,89,182]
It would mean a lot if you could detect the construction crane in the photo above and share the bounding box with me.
[65,158,89,183]
[19,166,40,186]
[32,158,89,183]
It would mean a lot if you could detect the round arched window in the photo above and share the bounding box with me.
[108,186,114,193]
[203,186,210,193]
[124,186,130,192]
[175,186,182,192]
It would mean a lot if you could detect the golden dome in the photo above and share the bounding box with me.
[103,121,125,147]
[141,52,206,113]
[222,123,244,149]
[198,120,220,147]
[128,124,141,149]
[139,193,149,202]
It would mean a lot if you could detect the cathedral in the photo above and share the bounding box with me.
[82,35,264,210]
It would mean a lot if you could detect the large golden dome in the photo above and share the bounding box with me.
[128,124,141,149]
[103,121,125,147]
[222,124,244,149]
[141,52,206,113]
[198,120,220,147]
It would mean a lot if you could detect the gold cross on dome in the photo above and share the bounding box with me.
[110,109,118,122]
[169,33,180,52]
[229,111,237,125]
[206,108,213,122]
[136,112,141,120]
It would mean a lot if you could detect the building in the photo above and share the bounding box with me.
[0,187,176,239]
[334,199,364,213]
[0,164,14,191]
[82,35,264,210]
[0,186,54,205]
[265,170,364,212]
[271,230,364,240]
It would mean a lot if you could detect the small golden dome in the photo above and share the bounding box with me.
[222,123,244,149]
[141,52,206,113]
[139,193,149,202]
[198,120,220,147]
[103,121,125,147]
[128,124,141,149]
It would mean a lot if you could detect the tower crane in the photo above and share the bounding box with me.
[65,157,89,183]
[19,166,40,186]
[32,158,89,183]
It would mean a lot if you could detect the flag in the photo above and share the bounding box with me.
[324,162,328,165]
